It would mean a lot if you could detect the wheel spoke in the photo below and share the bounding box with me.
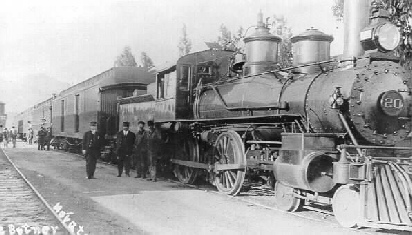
[226,171,235,188]
[229,171,237,181]
[227,141,234,163]
[217,140,223,157]
[223,137,229,155]
[222,136,227,158]
[224,171,231,189]
[220,173,225,188]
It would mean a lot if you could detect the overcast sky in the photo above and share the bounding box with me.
[0,0,343,114]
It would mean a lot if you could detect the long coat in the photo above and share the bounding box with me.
[82,131,102,152]
[135,130,148,153]
[37,129,46,144]
[116,131,136,156]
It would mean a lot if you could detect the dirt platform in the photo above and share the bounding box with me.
[2,142,397,235]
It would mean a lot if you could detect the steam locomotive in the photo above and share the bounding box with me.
[119,1,412,231]
[10,0,412,230]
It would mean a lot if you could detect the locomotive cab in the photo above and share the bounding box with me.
[154,50,233,121]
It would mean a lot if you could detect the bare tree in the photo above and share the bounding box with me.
[217,24,237,50]
[114,46,137,67]
[178,24,192,57]
[233,26,245,52]
[332,0,344,22]
[271,15,293,67]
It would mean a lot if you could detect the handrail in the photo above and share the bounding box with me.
[340,144,412,150]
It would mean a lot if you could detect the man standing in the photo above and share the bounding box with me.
[37,127,46,150]
[147,120,161,182]
[3,128,8,148]
[45,127,52,150]
[28,128,34,145]
[10,126,17,148]
[134,121,148,178]
[116,122,135,177]
[82,121,101,179]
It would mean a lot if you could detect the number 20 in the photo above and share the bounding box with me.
[384,98,403,109]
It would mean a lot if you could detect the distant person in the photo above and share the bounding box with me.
[28,128,34,145]
[116,122,135,177]
[3,128,9,148]
[134,121,148,178]
[82,121,102,179]
[45,127,52,150]
[10,126,17,148]
[147,121,161,182]
[37,127,46,150]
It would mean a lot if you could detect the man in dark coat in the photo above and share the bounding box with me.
[37,127,46,150]
[82,121,102,179]
[116,122,135,177]
[134,121,148,178]
[45,127,52,150]
[147,120,161,182]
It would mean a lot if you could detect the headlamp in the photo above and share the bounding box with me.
[360,22,401,52]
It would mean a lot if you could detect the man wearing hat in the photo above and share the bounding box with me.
[82,121,102,179]
[116,122,136,177]
[134,121,148,178]
[37,126,46,150]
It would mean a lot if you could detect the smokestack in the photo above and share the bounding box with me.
[343,0,371,59]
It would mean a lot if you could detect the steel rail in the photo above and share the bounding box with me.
[1,148,74,235]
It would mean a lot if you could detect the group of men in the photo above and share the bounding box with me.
[82,121,160,181]
[36,126,52,150]
[0,126,17,148]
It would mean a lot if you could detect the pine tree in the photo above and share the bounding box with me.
[114,46,137,67]
[178,24,192,57]
[271,15,293,67]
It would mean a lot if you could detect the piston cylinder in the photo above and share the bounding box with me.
[273,133,338,192]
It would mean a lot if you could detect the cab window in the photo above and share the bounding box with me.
[197,65,211,75]
[179,65,191,90]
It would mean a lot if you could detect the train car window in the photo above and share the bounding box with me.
[179,65,191,90]
[74,95,79,133]
[197,65,211,75]
[157,75,165,99]
[60,100,65,132]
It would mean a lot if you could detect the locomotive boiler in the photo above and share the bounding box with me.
[124,0,412,231]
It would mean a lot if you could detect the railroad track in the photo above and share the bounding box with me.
[0,148,70,234]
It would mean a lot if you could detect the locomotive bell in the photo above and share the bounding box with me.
[291,28,333,74]
[243,12,281,76]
